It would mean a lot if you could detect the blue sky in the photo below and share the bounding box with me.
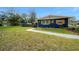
[0,7,79,20]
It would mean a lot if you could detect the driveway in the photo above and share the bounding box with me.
[27,28,79,39]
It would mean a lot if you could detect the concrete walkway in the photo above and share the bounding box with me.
[27,28,79,39]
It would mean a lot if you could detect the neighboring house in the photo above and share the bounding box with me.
[37,15,75,28]
[76,21,79,27]
[68,18,77,28]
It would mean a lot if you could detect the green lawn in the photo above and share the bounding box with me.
[35,27,78,35]
[0,26,79,51]
[0,26,31,31]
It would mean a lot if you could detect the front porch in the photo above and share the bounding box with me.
[37,18,68,28]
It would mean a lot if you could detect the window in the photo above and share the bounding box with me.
[41,21,45,24]
[56,19,65,25]
[41,20,50,25]
[51,20,54,23]
[46,20,50,24]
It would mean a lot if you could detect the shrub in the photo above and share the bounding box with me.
[68,27,75,31]
[75,27,79,32]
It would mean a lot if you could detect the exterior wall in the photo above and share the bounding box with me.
[54,18,68,28]
[38,20,50,27]
[68,17,76,28]
[38,18,68,28]
[76,21,79,27]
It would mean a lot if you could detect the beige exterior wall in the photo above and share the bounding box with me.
[68,17,77,28]
[76,21,79,27]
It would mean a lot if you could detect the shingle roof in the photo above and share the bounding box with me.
[40,15,72,20]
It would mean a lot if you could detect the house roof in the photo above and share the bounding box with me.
[39,15,73,20]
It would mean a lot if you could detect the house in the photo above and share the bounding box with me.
[37,15,75,28]
[76,21,79,27]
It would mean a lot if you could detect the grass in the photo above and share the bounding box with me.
[0,26,79,51]
[35,27,78,35]
[0,26,31,31]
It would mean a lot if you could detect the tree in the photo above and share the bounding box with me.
[0,19,2,26]
[29,11,36,24]
[0,10,23,26]
[21,13,28,22]
[0,11,9,26]
[5,10,22,26]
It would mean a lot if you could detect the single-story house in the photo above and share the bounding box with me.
[37,15,75,28]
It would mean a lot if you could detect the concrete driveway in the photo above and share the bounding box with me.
[27,28,79,39]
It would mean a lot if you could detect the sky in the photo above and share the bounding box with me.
[0,7,79,20]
